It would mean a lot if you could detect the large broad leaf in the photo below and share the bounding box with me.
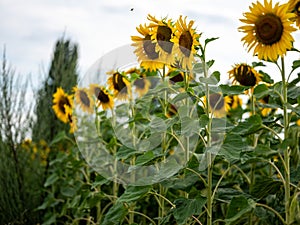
[253,83,270,99]
[218,134,247,161]
[199,74,219,85]
[287,85,300,99]
[251,177,282,199]
[101,202,127,225]
[173,197,206,225]
[161,173,198,190]
[118,185,151,203]
[219,84,250,95]
[225,196,256,224]
[231,115,262,136]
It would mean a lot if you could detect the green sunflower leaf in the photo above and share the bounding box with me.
[211,71,220,82]
[258,70,274,84]
[44,173,59,187]
[251,177,282,199]
[199,75,218,85]
[219,84,250,95]
[292,59,300,71]
[252,61,265,67]
[231,115,262,136]
[135,151,156,166]
[173,197,206,225]
[193,63,203,73]
[118,185,151,203]
[101,202,127,225]
[253,83,270,99]
[218,133,247,161]
[225,196,256,224]
[206,59,215,68]
[287,85,300,99]
[204,37,219,46]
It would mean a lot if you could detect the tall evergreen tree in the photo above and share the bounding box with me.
[32,37,79,143]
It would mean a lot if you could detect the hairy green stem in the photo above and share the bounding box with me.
[281,56,291,225]
[201,51,213,225]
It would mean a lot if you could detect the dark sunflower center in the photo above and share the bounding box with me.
[179,31,193,57]
[209,93,224,110]
[143,35,159,60]
[93,87,101,98]
[134,78,145,89]
[234,65,257,86]
[255,14,283,45]
[98,90,110,103]
[117,74,127,91]
[296,2,300,16]
[68,114,73,123]
[170,73,184,83]
[157,25,173,53]
[262,95,270,104]
[58,96,70,114]
[79,90,90,107]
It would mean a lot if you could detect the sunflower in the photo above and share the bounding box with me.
[89,84,114,110]
[107,71,131,100]
[228,95,243,110]
[165,103,178,118]
[239,0,296,61]
[131,24,164,71]
[203,93,231,118]
[74,87,94,114]
[166,66,185,84]
[259,95,273,116]
[171,15,200,70]
[228,63,262,87]
[125,68,151,97]
[52,87,73,123]
[288,0,300,28]
[148,14,176,65]
[65,106,77,133]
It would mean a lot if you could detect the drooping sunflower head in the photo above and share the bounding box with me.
[52,87,73,123]
[288,0,300,28]
[171,15,200,70]
[148,14,176,65]
[203,93,231,118]
[107,70,131,100]
[228,63,262,87]
[74,87,94,114]
[89,84,114,110]
[239,0,296,61]
[131,24,164,71]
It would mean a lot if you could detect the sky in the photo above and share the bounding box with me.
[0,0,299,89]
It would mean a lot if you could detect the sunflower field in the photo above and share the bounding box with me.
[1,0,300,224]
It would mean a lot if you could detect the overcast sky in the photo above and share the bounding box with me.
[0,0,299,88]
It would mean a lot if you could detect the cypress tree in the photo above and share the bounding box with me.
[32,37,79,142]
